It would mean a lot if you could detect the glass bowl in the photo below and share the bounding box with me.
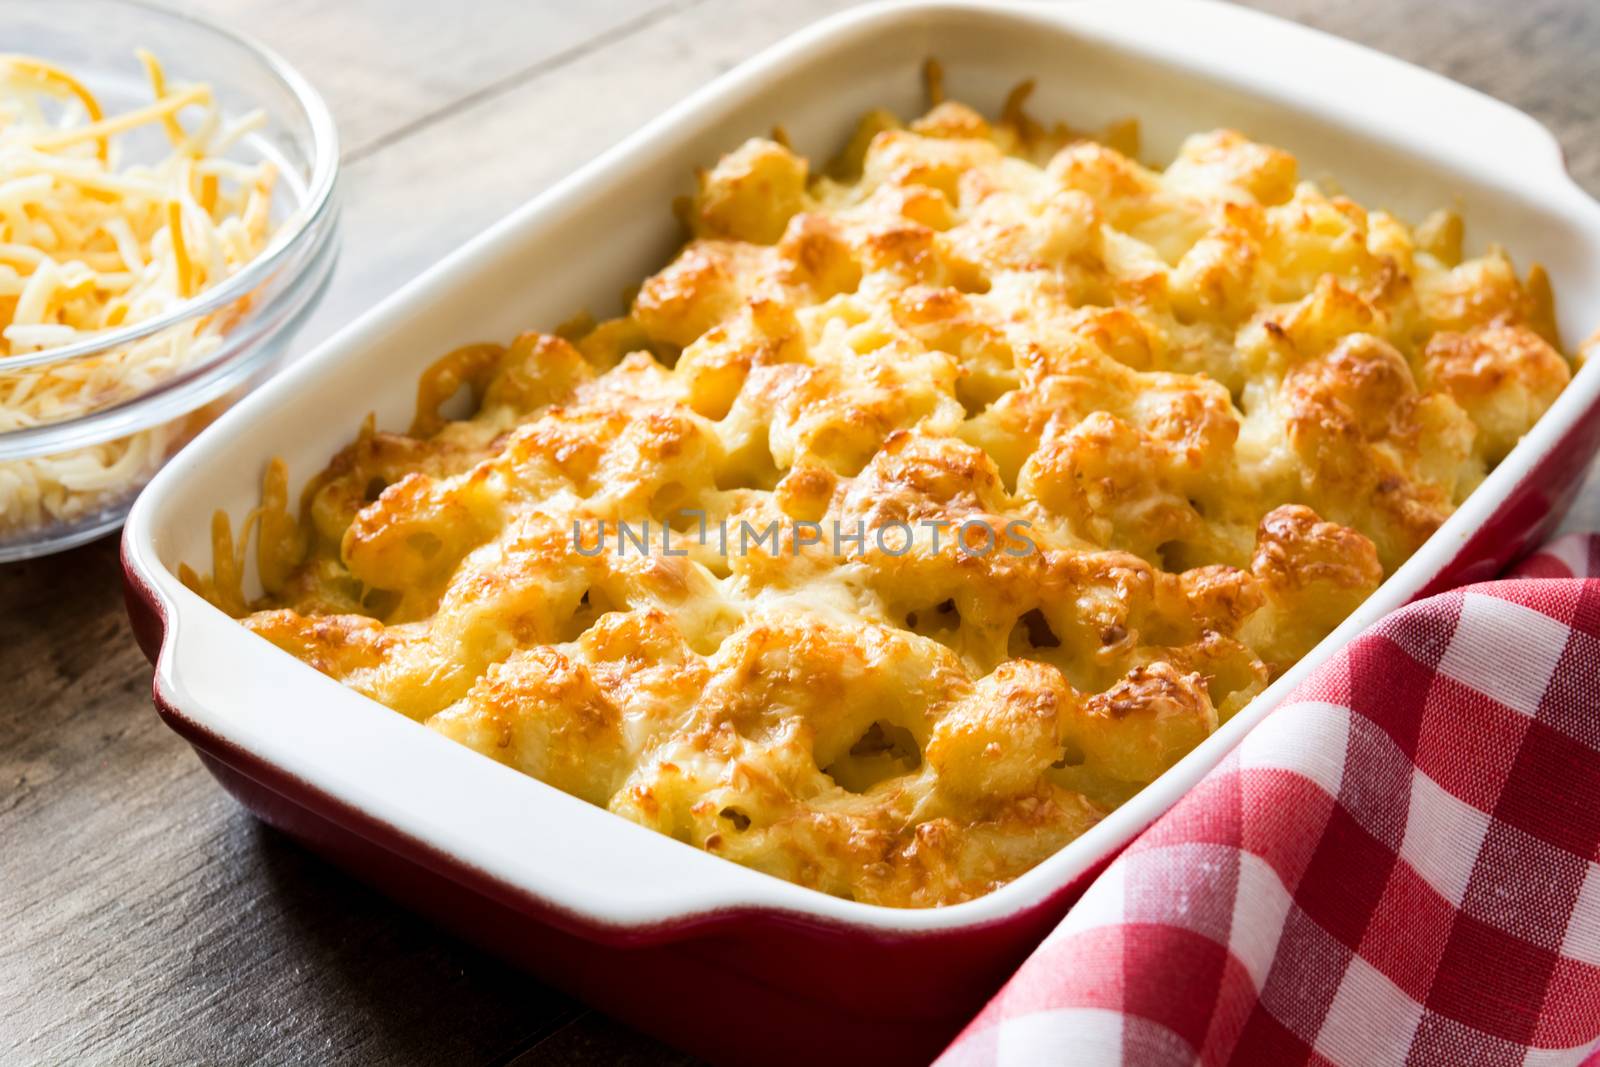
[0,0,339,561]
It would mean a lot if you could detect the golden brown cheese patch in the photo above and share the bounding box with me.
[191,90,1574,908]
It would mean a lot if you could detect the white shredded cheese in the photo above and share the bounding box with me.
[0,51,277,538]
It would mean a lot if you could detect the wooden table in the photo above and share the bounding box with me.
[4,1,1598,1062]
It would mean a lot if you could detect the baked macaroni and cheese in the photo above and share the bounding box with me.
[188,74,1573,908]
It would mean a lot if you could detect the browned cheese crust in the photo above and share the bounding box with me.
[187,88,1572,907]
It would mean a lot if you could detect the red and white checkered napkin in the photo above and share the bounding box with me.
[938,534,1600,1067]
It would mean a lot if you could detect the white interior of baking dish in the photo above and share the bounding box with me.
[125,0,1600,934]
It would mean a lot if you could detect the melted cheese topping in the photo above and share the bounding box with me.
[189,85,1573,908]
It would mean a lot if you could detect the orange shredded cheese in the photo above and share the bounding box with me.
[0,50,278,535]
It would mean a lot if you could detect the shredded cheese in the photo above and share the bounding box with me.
[0,51,278,539]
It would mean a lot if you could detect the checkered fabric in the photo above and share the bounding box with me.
[938,534,1600,1067]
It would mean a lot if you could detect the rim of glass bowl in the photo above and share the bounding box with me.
[0,0,341,371]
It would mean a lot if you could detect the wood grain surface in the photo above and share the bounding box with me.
[3,1,1597,1063]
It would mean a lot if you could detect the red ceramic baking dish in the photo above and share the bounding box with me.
[121,2,1600,1064]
